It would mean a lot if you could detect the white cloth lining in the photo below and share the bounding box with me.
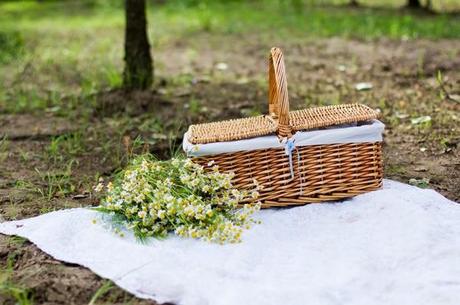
[183,120,384,157]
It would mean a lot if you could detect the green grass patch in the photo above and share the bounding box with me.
[158,1,460,39]
[0,0,458,115]
[0,30,24,64]
[1,1,459,39]
[47,132,85,163]
[0,255,34,305]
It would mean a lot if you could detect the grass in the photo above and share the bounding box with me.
[0,256,34,305]
[34,162,76,200]
[47,132,85,163]
[88,281,114,305]
[4,1,458,40]
[0,30,24,64]
[171,2,460,39]
[0,0,459,111]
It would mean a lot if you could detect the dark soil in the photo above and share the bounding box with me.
[1,36,459,304]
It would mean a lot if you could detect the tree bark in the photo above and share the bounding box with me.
[123,0,153,90]
[407,0,423,9]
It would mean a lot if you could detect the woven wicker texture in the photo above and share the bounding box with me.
[188,103,379,144]
[290,104,379,131]
[194,142,383,208]
[187,48,383,207]
[268,47,291,136]
[188,115,277,145]
[188,47,379,144]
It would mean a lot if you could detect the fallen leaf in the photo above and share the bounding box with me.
[449,94,460,103]
[411,116,431,125]
[355,82,373,91]
[236,77,249,84]
[409,178,430,188]
[215,62,228,71]
[395,111,409,119]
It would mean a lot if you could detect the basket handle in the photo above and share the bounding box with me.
[268,47,292,138]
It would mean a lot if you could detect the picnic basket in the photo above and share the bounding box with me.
[183,47,384,208]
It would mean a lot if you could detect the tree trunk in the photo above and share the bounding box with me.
[123,0,153,90]
[407,0,422,8]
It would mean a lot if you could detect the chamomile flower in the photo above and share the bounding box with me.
[98,155,260,243]
[94,183,104,192]
[138,210,147,219]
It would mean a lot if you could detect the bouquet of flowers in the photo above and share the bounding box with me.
[95,156,261,243]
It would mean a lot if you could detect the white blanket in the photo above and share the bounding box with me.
[1,180,459,305]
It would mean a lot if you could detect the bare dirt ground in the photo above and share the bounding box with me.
[1,36,459,304]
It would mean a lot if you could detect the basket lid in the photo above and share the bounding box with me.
[187,48,379,145]
[188,104,380,144]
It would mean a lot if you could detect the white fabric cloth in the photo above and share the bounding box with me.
[1,180,459,305]
[183,120,384,157]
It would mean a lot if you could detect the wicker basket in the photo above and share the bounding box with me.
[183,48,383,208]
